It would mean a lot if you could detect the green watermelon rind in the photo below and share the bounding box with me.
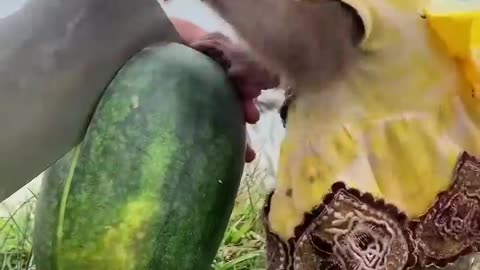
[33,42,246,270]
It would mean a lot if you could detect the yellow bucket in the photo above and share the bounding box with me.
[424,0,480,94]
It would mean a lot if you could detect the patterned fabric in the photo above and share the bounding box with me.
[264,152,480,270]
[269,0,480,241]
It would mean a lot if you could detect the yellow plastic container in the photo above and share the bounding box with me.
[424,0,480,94]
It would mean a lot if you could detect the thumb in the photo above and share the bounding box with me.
[245,144,256,163]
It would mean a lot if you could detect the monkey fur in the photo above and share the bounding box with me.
[201,0,365,94]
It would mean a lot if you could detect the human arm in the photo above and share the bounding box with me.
[0,0,180,202]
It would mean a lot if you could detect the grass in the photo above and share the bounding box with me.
[212,169,268,270]
[0,169,268,270]
[0,190,36,270]
[5,169,480,270]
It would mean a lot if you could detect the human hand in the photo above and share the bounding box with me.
[169,18,280,162]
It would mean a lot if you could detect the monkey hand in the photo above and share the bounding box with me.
[188,32,280,162]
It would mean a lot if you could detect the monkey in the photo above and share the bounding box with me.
[168,1,480,269]
[201,0,364,94]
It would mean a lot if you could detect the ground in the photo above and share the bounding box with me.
[0,167,268,270]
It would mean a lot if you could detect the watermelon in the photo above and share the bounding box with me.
[32,42,246,270]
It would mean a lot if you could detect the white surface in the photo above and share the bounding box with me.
[159,0,238,40]
[0,0,28,18]
[0,173,42,218]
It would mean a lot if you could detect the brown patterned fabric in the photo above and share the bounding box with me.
[263,151,480,270]
[263,193,295,270]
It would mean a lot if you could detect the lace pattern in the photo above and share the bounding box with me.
[263,152,480,270]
